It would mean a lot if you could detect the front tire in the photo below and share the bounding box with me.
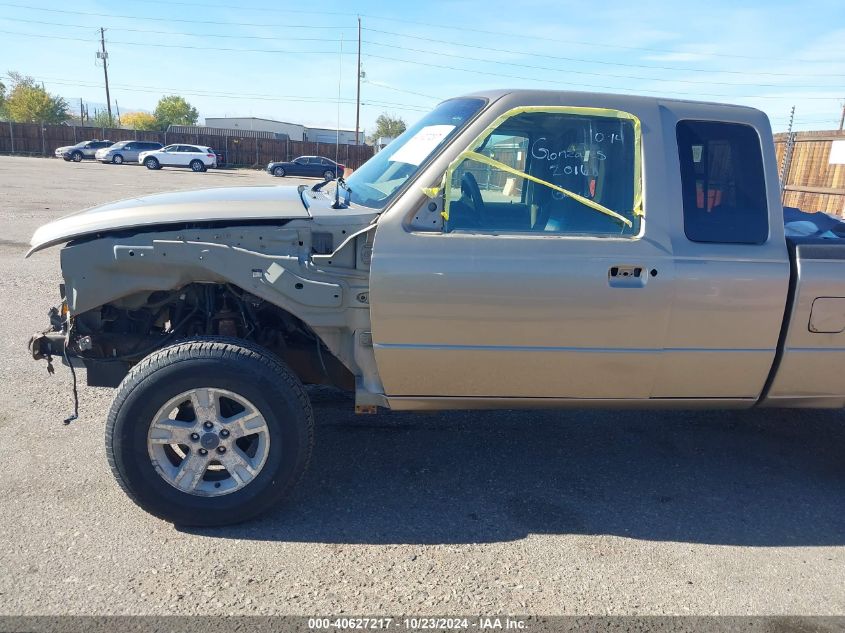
[144,157,160,170]
[272,166,285,177]
[112,154,124,164]
[190,159,206,172]
[71,151,83,162]
[105,338,314,526]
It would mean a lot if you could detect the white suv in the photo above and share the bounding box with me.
[138,144,217,172]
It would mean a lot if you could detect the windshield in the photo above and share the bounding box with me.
[111,142,127,149]
[345,98,486,209]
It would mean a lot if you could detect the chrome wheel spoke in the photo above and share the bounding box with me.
[172,451,208,493]
[190,388,219,424]
[219,447,258,486]
[224,409,266,439]
[148,424,193,445]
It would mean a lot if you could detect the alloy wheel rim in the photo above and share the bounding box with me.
[147,388,271,497]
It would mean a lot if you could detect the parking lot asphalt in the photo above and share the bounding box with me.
[0,155,843,616]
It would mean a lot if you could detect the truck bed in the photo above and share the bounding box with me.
[764,226,845,407]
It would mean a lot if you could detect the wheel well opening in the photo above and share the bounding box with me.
[70,282,354,390]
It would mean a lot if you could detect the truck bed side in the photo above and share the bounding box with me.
[763,237,845,407]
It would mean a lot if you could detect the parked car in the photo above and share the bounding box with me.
[138,144,217,172]
[208,148,226,168]
[28,89,845,526]
[95,141,163,165]
[54,140,113,162]
[266,155,344,179]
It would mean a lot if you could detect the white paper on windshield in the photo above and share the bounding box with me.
[388,125,455,166]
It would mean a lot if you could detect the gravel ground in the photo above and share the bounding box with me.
[0,155,843,616]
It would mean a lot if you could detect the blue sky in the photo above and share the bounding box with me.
[1,0,843,133]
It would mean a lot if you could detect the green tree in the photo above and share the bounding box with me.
[0,80,6,119]
[90,109,116,128]
[154,95,199,129]
[4,72,69,123]
[122,111,158,130]
[369,113,406,143]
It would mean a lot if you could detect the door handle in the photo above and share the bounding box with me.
[608,265,648,288]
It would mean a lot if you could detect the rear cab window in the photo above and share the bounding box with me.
[676,120,769,244]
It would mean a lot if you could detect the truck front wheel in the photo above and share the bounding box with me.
[105,338,314,526]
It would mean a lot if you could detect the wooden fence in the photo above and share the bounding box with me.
[0,121,375,169]
[775,130,845,216]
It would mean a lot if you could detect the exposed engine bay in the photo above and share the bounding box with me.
[33,282,354,390]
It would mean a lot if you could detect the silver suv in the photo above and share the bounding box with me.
[54,140,113,162]
[95,141,163,165]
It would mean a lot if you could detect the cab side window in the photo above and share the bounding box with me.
[676,120,769,244]
[446,110,640,237]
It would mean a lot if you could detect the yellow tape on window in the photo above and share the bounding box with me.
[441,106,643,226]
[457,150,632,228]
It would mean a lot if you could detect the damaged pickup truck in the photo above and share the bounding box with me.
[27,90,845,526]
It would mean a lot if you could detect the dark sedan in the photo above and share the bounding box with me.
[266,156,345,179]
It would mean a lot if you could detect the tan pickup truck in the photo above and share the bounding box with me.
[27,90,845,525]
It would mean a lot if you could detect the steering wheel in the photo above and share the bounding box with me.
[460,172,485,220]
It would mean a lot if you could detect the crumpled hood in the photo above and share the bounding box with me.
[28,185,312,256]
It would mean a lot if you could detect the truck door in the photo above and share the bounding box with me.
[370,106,675,401]
[651,108,790,399]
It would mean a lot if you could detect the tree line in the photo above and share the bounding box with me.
[0,71,199,131]
[0,70,408,142]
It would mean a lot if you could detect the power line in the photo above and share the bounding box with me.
[5,2,845,71]
[361,20,845,65]
[362,28,845,79]
[4,22,835,104]
[362,53,843,101]
[5,15,836,85]
[3,20,839,92]
[0,28,347,53]
[0,3,354,30]
[0,16,344,40]
[2,15,840,83]
[361,80,440,101]
[129,0,345,17]
[1,73,431,113]
[4,11,841,80]
[361,38,844,86]
[94,0,845,64]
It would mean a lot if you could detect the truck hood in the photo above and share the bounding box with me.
[28,185,314,256]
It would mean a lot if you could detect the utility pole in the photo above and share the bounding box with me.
[115,100,120,127]
[80,98,84,124]
[98,27,112,122]
[355,16,361,145]
[839,101,844,131]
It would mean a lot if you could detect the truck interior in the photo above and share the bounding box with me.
[447,110,639,236]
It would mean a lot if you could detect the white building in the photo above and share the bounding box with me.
[204,117,305,141]
[204,117,362,145]
[304,127,359,145]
